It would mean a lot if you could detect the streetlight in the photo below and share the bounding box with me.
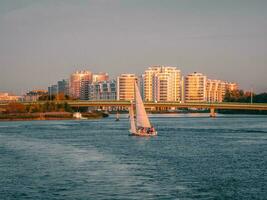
[250,87,253,104]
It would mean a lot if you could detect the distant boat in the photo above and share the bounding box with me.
[115,112,120,121]
[129,82,157,136]
[73,112,87,120]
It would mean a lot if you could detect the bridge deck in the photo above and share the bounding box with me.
[1,101,267,110]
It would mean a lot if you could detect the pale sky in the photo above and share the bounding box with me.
[0,0,267,94]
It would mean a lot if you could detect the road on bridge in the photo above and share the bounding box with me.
[1,100,267,111]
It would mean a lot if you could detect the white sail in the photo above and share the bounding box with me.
[134,82,151,128]
[129,101,136,133]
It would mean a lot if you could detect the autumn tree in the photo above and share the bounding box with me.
[6,102,26,113]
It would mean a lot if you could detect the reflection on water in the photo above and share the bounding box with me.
[0,115,266,199]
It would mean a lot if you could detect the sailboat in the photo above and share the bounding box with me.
[129,82,157,136]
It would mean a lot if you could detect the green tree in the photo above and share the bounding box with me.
[254,93,267,103]
[224,90,267,103]
[63,102,73,112]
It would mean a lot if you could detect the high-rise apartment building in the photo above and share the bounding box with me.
[57,79,69,96]
[206,79,226,103]
[69,70,92,99]
[143,66,181,102]
[138,74,145,100]
[181,76,185,103]
[89,80,116,100]
[48,85,58,96]
[92,73,109,83]
[185,72,207,102]
[206,80,239,103]
[117,74,137,100]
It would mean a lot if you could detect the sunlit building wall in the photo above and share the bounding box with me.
[226,82,239,91]
[154,73,173,102]
[185,72,207,102]
[206,80,239,102]
[23,90,47,102]
[206,79,226,103]
[138,74,145,100]
[92,72,109,83]
[181,76,185,103]
[69,70,92,99]
[0,92,20,102]
[116,74,137,100]
[143,66,181,102]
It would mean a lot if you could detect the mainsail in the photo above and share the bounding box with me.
[134,82,151,128]
[129,101,136,133]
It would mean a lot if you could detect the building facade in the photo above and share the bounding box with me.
[206,79,226,103]
[181,76,185,103]
[143,66,181,102]
[138,74,145,100]
[92,73,109,83]
[69,70,92,99]
[23,90,47,102]
[185,72,207,103]
[89,80,116,100]
[117,74,137,101]
[57,79,69,96]
[206,80,239,103]
[48,85,58,96]
[0,92,20,102]
[226,82,239,91]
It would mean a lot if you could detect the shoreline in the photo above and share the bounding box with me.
[0,118,75,122]
[0,112,108,121]
[1,111,266,122]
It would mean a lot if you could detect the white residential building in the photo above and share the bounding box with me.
[185,72,207,103]
[143,66,181,102]
[116,74,137,101]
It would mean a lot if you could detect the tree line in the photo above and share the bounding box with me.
[38,93,75,101]
[224,90,267,103]
[4,102,73,114]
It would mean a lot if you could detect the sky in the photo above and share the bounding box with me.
[0,0,267,94]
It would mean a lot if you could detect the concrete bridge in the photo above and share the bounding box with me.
[67,101,267,117]
[1,100,267,117]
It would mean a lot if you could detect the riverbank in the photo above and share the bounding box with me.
[0,111,109,121]
[218,109,267,115]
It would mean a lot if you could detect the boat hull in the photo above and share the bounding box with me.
[129,130,157,137]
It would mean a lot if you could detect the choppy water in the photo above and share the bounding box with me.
[0,114,266,200]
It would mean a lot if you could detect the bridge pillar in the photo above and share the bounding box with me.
[210,108,216,118]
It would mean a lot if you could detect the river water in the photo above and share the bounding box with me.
[0,114,266,199]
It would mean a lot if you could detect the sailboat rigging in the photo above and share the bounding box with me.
[129,82,157,136]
